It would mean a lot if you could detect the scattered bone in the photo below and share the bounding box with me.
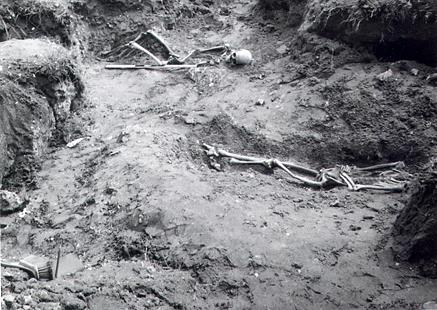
[103,29,251,71]
[66,137,85,148]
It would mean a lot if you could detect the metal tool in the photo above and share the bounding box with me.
[1,255,54,280]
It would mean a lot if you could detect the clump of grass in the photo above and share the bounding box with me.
[312,0,435,34]
[345,0,416,31]
[1,39,84,98]
[0,0,73,43]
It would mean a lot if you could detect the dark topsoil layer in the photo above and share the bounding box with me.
[262,0,437,66]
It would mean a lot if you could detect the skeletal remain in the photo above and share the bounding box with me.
[226,49,253,65]
[103,30,238,70]
[202,143,409,192]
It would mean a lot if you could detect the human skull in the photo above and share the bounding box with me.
[228,49,253,65]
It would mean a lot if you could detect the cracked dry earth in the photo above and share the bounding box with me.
[1,1,437,309]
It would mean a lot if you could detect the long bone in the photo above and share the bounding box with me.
[203,143,318,176]
[203,144,324,187]
[354,161,405,172]
[105,63,202,70]
[127,41,164,65]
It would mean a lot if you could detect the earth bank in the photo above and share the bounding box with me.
[0,38,83,190]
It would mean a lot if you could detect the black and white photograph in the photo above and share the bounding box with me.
[1,0,436,309]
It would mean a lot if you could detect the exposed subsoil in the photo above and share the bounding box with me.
[1,0,437,309]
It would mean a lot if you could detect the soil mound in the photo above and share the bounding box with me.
[0,0,76,45]
[301,0,437,65]
[392,173,437,277]
[0,39,83,190]
[316,62,437,166]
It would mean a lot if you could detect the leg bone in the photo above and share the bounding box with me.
[128,41,164,65]
[353,183,406,192]
[273,160,324,188]
[355,161,405,172]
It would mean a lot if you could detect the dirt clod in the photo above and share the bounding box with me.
[0,190,24,214]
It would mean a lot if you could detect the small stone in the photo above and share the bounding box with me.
[376,69,393,81]
[265,24,276,32]
[13,282,28,293]
[0,190,24,214]
[38,302,62,310]
[255,99,265,106]
[164,17,175,30]
[349,225,361,231]
[410,68,419,76]
[276,44,288,55]
[427,73,437,85]
[3,294,15,307]
[35,290,52,302]
[329,200,344,208]
[62,295,87,310]
[23,295,33,305]
[219,7,230,16]
[2,271,14,281]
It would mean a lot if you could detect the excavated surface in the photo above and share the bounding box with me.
[1,0,437,309]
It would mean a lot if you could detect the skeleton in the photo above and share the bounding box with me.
[103,30,252,70]
[202,143,411,192]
